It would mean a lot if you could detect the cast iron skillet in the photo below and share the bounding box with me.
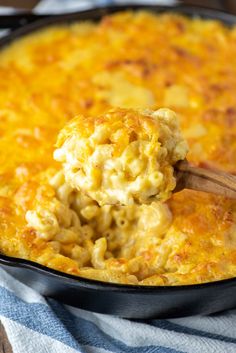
[1,4,236,319]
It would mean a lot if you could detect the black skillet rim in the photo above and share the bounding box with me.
[0,3,236,294]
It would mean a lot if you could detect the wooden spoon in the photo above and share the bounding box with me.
[174,160,236,199]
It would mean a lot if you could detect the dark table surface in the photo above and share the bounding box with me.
[180,0,236,14]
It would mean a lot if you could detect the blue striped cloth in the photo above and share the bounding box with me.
[0,1,236,352]
[1,268,236,353]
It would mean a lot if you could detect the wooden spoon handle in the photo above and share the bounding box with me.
[175,160,236,199]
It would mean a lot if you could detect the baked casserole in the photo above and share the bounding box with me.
[1,11,236,285]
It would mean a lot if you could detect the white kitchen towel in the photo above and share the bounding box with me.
[0,268,236,353]
[35,0,177,14]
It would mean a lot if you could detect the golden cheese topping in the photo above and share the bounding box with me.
[1,11,236,285]
[54,108,188,205]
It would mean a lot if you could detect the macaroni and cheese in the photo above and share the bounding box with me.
[0,11,236,285]
[54,108,188,205]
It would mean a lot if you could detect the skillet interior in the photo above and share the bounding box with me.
[0,4,236,318]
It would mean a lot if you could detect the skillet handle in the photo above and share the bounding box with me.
[0,14,50,30]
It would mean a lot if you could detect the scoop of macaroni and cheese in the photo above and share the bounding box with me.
[54,108,188,205]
